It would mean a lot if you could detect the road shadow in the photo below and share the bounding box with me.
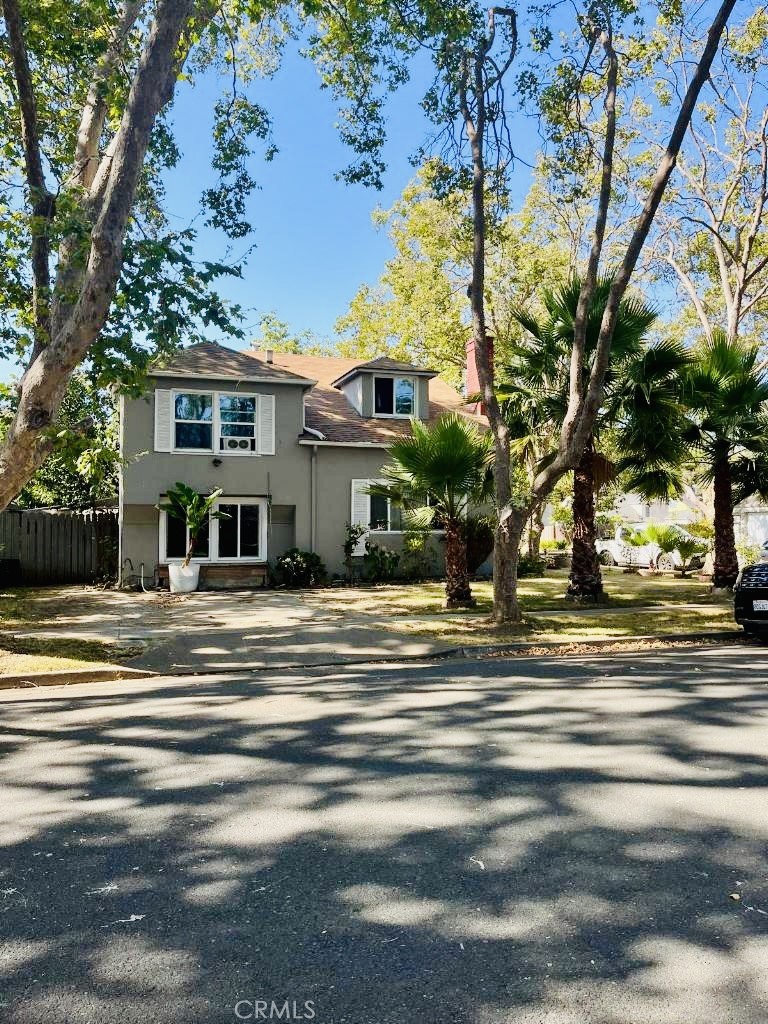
[0,646,767,1023]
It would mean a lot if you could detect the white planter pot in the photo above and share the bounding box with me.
[168,563,200,593]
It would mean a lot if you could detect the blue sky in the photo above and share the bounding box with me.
[163,45,446,348]
[163,40,537,351]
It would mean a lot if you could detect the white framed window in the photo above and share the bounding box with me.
[159,496,268,563]
[217,394,258,455]
[154,389,275,455]
[351,480,443,553]
[369,491,402,531]
[373,376,416,417]
[174,392,214,451]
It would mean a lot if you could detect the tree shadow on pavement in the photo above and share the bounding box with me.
[0,646,767,1024]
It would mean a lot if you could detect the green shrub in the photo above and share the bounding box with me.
[274,548,326,588]
[363,540,400,582]
[400,529,437,580]
[518,554,546,577]
[737,542,761,568]
[541,539,568,552]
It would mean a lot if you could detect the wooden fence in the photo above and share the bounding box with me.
[0,507,118,585]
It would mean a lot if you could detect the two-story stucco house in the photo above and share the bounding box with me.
[118,341,484,588]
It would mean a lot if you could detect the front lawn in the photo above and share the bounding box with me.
[0,589,144,677]
[393,605,735,646]
[306,568,726,617]
[300,569,735,647]
[0,636,143,677]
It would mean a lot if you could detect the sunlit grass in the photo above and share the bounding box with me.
[305,569,726,618]
[393,605,735,647]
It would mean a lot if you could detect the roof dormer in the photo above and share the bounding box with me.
[330,357,437,420]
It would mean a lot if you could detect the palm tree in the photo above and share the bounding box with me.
[371,413,494,608]
[504,276,669,600]
[619,331,768,588]
[681,333,768,588]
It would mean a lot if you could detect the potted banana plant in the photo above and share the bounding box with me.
[157,484,228,593]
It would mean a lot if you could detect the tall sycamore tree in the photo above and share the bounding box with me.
[0,0,480,511]
[444,0,737,622]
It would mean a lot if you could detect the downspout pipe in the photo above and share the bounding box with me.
[310,444,318,552]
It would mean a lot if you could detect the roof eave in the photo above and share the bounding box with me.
[149,369,317,387]
[330,367,438,389]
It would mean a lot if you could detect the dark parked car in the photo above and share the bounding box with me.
[734,561,768,636]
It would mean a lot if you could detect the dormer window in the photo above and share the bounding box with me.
[374,376,415,417]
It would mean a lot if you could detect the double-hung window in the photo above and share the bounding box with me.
[160,389,275,455]
[174,392,213,451]
[374,376,415,417]
[218,395,257,454]
[369,492,403,531]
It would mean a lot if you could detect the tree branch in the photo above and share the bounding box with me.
[1,0,55,358]
[533,0,738,499]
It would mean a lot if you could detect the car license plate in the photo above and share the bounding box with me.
[753,600,768,611]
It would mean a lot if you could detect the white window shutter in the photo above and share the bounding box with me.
[350,479,370,554]
[154,390,172,452]
[259,394,275,455]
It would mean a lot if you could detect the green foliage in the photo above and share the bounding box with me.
[518,554,546,578]
[686,518,715,550]
[400,528,438,580]
[540,538,567,552]
[362,540,400,582]
[274,547,326,588]
[342,522,368,581]
[737,542,761,569]
[638,523,706,575]
[336,164,572,387]
[156,484,227,566]
[251,312,330,355]
[665,333,768,507]
[372,413,494,532]
[1,375,119,508]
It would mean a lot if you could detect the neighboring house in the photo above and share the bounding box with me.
[118,342,484,588]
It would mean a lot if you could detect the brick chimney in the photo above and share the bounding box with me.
[465,334,493,415]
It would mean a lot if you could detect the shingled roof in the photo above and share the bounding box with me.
[250,350,485,445]
[150,342,315,384]
[331,356,437,386]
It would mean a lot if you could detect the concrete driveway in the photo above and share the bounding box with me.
[0,646,767,1023]
[9,586,453,672]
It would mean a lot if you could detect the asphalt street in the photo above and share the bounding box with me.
[0,645,767,1024]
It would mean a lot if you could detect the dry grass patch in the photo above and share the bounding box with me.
[0,635,143,678]
[391,605,735,647]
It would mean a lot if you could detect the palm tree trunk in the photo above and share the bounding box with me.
[444,519,475,608]
[567,439,604,601]
[712,455,739,589]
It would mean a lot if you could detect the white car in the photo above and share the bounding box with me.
[596,524,705,572]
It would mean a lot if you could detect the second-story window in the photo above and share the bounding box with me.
[374,376,415,416]
[174,393,213,450]
[218,395,257,453]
